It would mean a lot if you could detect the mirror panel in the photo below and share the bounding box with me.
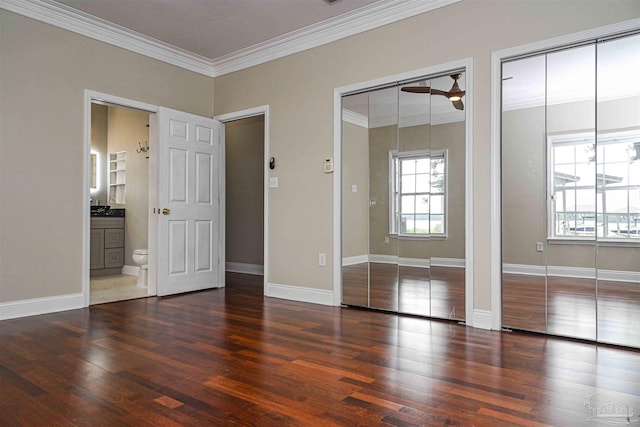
[595,33,640,347]
[502,56,548,332]
[368,86,399,311]
[341,91,371,307]
[397,79,432,316]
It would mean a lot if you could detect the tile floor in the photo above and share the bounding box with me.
[90,274,150,305]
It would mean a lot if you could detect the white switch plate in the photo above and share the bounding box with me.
[318,253,326,266]
[269,177,278,188]
[536,242,544,252]
[352,185,357,193]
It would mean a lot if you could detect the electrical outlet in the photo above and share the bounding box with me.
[318,253,326,266]
[536,242,544,252]
[384,236,390,244]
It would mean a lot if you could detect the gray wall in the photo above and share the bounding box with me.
[225,116,265,267]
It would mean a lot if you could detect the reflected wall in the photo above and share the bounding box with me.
[501,33,640,348]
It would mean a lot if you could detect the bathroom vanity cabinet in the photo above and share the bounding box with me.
[90,217,125,275]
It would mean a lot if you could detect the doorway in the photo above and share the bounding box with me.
[88,101,153,305]
[215,106,270,292]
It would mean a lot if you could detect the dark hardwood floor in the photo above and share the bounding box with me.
[1,272,639,426]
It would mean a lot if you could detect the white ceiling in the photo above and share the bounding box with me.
[49,0,381,60]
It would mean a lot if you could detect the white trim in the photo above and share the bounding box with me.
[490,17,640,331]
[214,105,270,295]
[333,58,474,322]
[209,0,461,76]
[433,257,465,268]
[83,91,159,308]
[121,265,139,276]
[226,262,264,276]
[1,0,460,77]
[342,255,369,266]
[472,310,493,330]
[341,109,368,128]
[1,0,214,76]
[265,283,334,306]
[0,293,83,320]
[503,263,640,283]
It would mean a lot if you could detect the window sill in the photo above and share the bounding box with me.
[390,233,448,241]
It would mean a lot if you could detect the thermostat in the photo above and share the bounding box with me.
[324,157,334,173]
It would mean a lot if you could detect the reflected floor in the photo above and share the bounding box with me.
[342,262,465,321]
[90,274,149,305]
[503,273,640,347]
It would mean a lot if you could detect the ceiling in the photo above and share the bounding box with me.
[3,0,458,76]
[49,0,381,60]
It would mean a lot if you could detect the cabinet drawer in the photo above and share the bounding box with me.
[104,229,124,248]
[104,248,124,268]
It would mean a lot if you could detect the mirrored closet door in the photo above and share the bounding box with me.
[501,33,640,348]
[341,71,466,321]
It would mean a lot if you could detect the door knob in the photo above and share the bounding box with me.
[162,208,171,215]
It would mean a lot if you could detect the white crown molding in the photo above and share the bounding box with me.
[342,109,369,128]
[0,0,461,77]
[210,0,462,77]
[0,0,215,76]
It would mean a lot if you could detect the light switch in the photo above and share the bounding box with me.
[352,185,357,192]
[269,177,278,188]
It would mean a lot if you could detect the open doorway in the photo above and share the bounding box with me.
[216,106,269,292]
[89,101,153,304]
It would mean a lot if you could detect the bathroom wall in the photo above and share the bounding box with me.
[225,116,265,269]
[106,106,150,267]
[90,103,108,205]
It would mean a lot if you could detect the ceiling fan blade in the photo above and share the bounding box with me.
[452,99,464,110]
[401,86,431,93]
[430,89,449,97]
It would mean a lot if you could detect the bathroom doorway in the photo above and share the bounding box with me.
[89,101,153,304]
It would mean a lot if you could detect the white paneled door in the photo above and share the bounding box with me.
[156,107,225,296]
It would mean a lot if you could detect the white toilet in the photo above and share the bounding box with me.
[132,249,148,288]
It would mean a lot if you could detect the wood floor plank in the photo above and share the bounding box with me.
[1,272,639,426]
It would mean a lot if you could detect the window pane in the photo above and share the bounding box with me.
[602,142,629,162]
[430,195,444,215]
[401,195,415,214]
[415,173,429,193]
[415,158,430,174]
[575,143,595,163]
[430,214,444,234]
[402,159,415,174]
[431,157,445,174]
[401,175,415,193]
[431,173,445,193]
[576,188,596,212]
[414,214,430,234]
[604,189,628,214]
[416,195,429,214]
[400,214,413,234]
[575,163,596,186]
[554,145,575,164]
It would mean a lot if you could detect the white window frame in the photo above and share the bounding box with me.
[547,130,640,241]
[389,148,448,239]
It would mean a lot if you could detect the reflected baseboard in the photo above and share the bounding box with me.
[343,254,465,269]
[503,263,640,282]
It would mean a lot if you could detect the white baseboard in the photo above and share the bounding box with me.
[121,265,139,276]
[472,309,493,330]
[342,255,368,266]
[226,262,264,275]
[0,293,84,321]
[503,263,640,283]
[265,282,334,306]
[354,254,465,269]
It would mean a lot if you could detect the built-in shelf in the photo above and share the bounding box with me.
[108,151,126,205]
